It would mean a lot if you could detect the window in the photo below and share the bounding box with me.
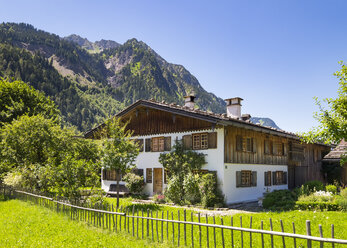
[236,170,257,187]
[264,140,272,155]
[272,171,287,185]
[146,168,153,183]
[151,137,164,152]
[192,133,209,150]
[236,135,243,151]
[275,171,283,185]
[201,133,208,149]
[193,134,201,150]
[246,138,253,152]
[241,170,252,187]
[264,171,272,186]
[103,169,121,181]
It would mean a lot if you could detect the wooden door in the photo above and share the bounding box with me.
[153,168,163,194]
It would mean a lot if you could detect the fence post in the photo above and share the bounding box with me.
[184,209,187,246]
[250,216,252,248]
[132,206,135,237]
[198,213,201,248]
[331,224,335,248]
[240,216,243,248]
[292,222,296,248]
[269,218,274,248]
[206,214,209,248]
[221,217,225,248]
[260,221,264,248]
[319,224,323,248]
[213,215,216,248]
[306,220,312,248]
[178,210,180,246]
[280,219,285,248]
[191,212,194,248]
[231,216,234,248]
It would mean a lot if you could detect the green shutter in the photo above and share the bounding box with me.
[252,171,257,187]
[236,171,241,187]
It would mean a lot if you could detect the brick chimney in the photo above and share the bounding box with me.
[184,94,196,109]
[225,97,243,119]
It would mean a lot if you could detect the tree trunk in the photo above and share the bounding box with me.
[116,169,120,208]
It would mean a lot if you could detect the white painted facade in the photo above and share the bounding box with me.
[101,125,288,204]
[223,163,288,204]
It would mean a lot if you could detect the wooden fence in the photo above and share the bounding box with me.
[1,186,347,248]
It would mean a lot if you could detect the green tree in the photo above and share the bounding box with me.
[101,117,139,207]
[0,114,100,196]
[302,62,347,163]
[0,79,59,126]
[159,140,206,204]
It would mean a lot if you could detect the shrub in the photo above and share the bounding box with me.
[122,173,145,194]
[199,173,224,208]
[165,175,184,204]
[262,190,296,211]
[335,196,347,211]
[325,185,337,195]
[298,191,333,203]
[295,202,340,211]
[183,173,201,204]
[3,172,23,188]
[340,188,347,198]
[303,180,324,193]
[153,194,166,204]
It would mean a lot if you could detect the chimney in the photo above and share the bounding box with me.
[184,94,196,109]
[224,97,243,119]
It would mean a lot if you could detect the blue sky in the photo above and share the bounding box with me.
[0,0,346,133]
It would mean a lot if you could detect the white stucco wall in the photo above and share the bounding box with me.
[101,128,225,195]
[223,163,288,204]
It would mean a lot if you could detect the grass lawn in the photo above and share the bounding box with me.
[105,196,347,247]
[0,199,174,248]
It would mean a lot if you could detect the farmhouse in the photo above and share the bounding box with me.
[85,96,330,204]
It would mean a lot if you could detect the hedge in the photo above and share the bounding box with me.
[295,202,341,211]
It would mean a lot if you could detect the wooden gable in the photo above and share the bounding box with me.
[120,106,217,136]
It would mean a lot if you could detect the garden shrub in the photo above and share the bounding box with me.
[199,173,224,208]
[340,188,347,198]
[123,173,145,194]
[153,194,166,204]
[298,191,333,203]
[295,202,340,211]
[183,173,201,204]
[262,190,296,211]
[303,180,324,193]
[165,175,184,204]
[335,196,347,211]
[325,184,337,195]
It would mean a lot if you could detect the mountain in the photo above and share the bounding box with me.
[64,34,120,52]
[0,22,278,132]
[250,117,280,130]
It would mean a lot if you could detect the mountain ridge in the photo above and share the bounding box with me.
[0,22,280,131]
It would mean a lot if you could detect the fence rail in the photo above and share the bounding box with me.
[1,186,347,247]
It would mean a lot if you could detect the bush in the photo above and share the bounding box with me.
[262,190,296,211]
[122,173,145,194]
[3,172,23,188]
[153,194,166,204]
[295,202,340,211]
[340,188,347,198]
[165,175,184,204]
[298,191,333,202]
[183,173,201,204]
[304,180,324,193]
[325,185,337,195]
[199,173,224,208]
[335,196,347,211]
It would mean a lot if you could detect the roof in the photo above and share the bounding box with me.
[323,140,347,160]
[84,99,328,144]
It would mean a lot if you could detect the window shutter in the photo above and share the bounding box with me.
[251,171,257,187]
[137,139,144,152]
[146,168,152,183]
[164,136,171,151]
[208,132,217,149]
[236,171,241,187]
[102,169,107,180]
[145,138,151,152]
[183,135,192,149]
[252,138,257,153]
[268,171,272,186]
[264,172,267,186]
[283,172,287,184]
[272,171,276,185]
